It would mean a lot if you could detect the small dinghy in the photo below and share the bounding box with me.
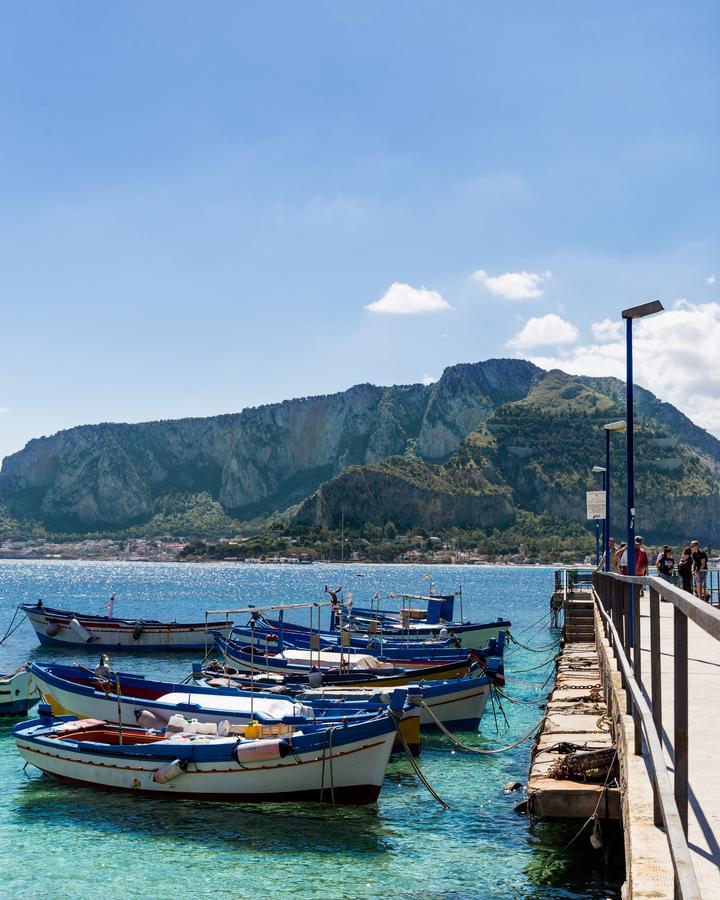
[0,666,39,716]
[21,601,232,652]
[15,696,406,805]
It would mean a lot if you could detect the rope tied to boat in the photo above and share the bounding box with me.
[506,632,563,655]
[388,709,450,810]
[508,653,561,675]
[493,685,548,707]
[420,700,547,755]
[319,724,340,806]
[0,604,26,646]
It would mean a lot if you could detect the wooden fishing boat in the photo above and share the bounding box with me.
[14,696,407,804]
[230,622,506,669]
[214,634,472,685]
[21,602,232,651]
[0,666,39,716]
[29,663,421,754]
[203,667,496,732]
[246,608,510,649]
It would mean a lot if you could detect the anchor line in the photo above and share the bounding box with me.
[389,710,450,810]
[509,654,561,674]
[494,686,548,707]
[420,701,546,755]
[513,612,553,637]
[0,604,26,646]
[506,632,562,654]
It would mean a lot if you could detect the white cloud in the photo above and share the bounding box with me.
[421,374,436,385]
[506,314,580,349]
[591,318,623,341]
[365,282,452,315]
[706,274,716,285]
[523,302,720,436]
[472,268,551,300]
[0,406,8,415]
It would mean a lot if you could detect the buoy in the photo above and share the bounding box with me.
[69,617,93,642]
[45,623,59,637]
[234,738,292,764]
[136,710,161,729]
[243,721,260,739]
[132,623,144,640]
[153,758,188,784]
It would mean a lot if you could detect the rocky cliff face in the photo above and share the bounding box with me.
[2,358,719,541]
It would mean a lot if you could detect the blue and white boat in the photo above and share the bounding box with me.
[21,602,232,652]
[0,666,39,716]
[28,663,422,754]
[14,696,406,804]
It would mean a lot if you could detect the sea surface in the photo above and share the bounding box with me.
[0,561,620,899]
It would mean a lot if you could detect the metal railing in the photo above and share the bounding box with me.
[593,570,720,899]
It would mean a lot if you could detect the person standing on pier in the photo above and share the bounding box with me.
[609,536,622,574]
[634,536,649,576]
[656,545,675,582]
[678,547,694,594]
[691,540,709,600]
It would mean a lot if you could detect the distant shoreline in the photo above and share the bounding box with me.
[0,555,584,569]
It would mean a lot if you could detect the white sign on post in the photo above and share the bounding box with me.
[586,491,606,520]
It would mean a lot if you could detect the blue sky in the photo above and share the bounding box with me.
[1,1,718,461]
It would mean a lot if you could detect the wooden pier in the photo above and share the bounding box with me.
[528,586,620,819]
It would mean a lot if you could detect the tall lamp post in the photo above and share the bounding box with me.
[621,300,664,645]
[603,421,627,572]
[592,465,606,566]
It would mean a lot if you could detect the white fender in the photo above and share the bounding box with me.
[153,758,188,784]
[69,618,93,642]
[234,738,292,764]
[136,710,161,729]
[45,623,60,637]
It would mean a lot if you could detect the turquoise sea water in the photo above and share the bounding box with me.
[0,561,619,899]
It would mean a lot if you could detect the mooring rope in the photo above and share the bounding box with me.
[0,604,26,646]
[508,653,560,674]
[506,632,562,654]
[513,611,554,637]
[421,701,546,755]
[494,685,548,707]
[389,710,450,809]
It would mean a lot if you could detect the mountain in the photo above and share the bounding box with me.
[2,358,719,543]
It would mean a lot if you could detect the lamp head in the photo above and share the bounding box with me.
[592,466,606,473]
[603,420,627,433]
[621,300,664,320]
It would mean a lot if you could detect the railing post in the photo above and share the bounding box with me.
[622,583,633,714]
[633,580,642,754]
[674,605,689,836]
[650,584,662,826]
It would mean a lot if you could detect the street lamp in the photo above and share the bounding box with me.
[621,300,664,580]
[592,465,606,566]
[621,300,664,646]
[602,420,626,572]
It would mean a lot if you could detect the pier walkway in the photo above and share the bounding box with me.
[528,570,720,898]
[638,591,720,897]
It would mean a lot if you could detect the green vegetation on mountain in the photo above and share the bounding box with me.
[2,359,719,554]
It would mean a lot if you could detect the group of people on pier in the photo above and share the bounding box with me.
[607,535,711,602]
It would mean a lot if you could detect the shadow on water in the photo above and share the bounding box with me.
[12,771,394,857]
[522,819,625,899]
